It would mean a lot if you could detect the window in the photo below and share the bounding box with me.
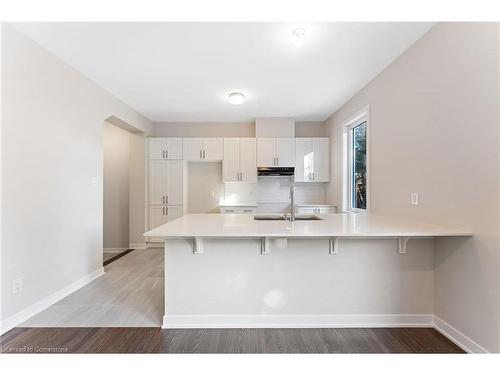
[343,106,369,212]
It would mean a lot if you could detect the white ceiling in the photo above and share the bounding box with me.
[13,22,434,122]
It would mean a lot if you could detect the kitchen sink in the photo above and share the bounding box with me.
[253,215,286,221]
[253,214,323,221]
[295,214,323,220]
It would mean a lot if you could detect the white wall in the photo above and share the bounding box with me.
[187,163,224,214]
[129,132,147,248]
[0,25,152,329]
[325,23,500,352]
[153,121,325,138]
[153,122,255,137]
[103,122,130,251]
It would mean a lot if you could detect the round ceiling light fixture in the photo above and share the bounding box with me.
[292,27,306,38]
[228,92,245,105]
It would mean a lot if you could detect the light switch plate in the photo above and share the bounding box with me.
[411,193,419,206]
[12,278,23,294]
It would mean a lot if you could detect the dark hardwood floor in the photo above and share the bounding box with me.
[103,249,135,266]
[0,327,464,354]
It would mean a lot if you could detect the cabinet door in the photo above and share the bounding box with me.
[239,138,257,182]
[257,138,276,167]
[149,206,169,230]
[223,138,240,182]
[166,205,183,222]
[149,161,167,205]
[149,138,169,159]
[203,138,223,160]
[295,138,313,182]
[312,138,330,182]
[183,138,203,160]
[276,138,295,167]
[165,138,183,159]
[165,161,183,205]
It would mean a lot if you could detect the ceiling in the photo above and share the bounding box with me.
[13,22,434,122]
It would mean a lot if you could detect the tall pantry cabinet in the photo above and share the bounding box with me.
[147,138,187,242]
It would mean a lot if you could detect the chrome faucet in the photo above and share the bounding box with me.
[289,181,296,222]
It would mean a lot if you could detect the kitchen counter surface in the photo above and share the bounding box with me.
[144,213,472,239]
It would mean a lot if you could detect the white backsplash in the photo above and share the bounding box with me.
[223,177,326,213]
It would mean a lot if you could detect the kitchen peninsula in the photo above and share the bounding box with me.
[144,213,472,329]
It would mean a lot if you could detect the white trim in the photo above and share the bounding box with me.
[0,268,105,335]
[103,247,128,253]
[162,313,433,329]
[433,315,489,353]
[129,242,147,250]
[342,104,371,213]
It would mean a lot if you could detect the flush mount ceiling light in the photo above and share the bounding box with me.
[292,27,306,38]
[228,92,245,105]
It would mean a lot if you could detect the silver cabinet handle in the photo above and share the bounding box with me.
[162,195,165,204]
[162,207,165,215]
[165,207,169,216]
[162,150,165,158]
[312,172,315,181]
[165,149,168,158]
[203,150,206,159]
[276,157,279,166]
[166,195,168,204]
[240,172,242,181]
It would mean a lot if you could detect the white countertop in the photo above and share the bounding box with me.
[144,213,472,239]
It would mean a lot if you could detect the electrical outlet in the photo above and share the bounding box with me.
[411,193,419,206]
[91,176,98,187]
[12,278,23,294]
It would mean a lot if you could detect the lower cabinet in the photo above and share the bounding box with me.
[148,205,183,242]
[220,206,257,214]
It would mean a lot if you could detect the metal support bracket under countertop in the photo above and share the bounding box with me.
[261,237,270,255]
[397,237,410,254]
[329,237,339,254]
[193,237,203,254]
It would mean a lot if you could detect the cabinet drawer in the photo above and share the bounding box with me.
[220,206,257,214]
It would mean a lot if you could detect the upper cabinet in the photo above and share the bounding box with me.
[257,138,295,167]
[149,160,184,206]
[149,138,183,160]
[223,138,257,182]
[295,138,330,182]
[183,138,223,161]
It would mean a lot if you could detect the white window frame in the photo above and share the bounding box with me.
[342,105,370,213]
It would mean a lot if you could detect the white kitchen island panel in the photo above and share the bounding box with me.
[162,237,435,328]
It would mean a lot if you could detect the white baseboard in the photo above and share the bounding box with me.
[433,315,489,353]
[0,268,105,335]
[129,243,147,250]
[162,314,434,329]
[103,247,128,253]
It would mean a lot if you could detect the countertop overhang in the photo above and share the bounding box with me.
[143,213,472,239]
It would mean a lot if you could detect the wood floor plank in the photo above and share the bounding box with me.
[0,327,465,354]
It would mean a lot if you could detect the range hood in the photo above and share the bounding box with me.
[257,167,295,176]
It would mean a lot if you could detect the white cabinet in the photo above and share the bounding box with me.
[149,160,184,205]
[183,138,223,161]
[149,205,183,230]
[257,138,295,167]
[223,138,257,182]
[149,138,182,160]
[295,138,330,182]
